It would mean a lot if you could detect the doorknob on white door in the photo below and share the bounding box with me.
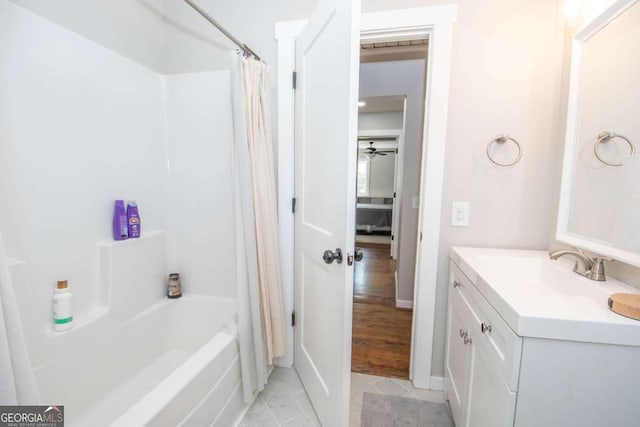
[323,248,343,264]
[346,247,364,266]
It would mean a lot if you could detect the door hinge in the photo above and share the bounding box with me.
[292,71,297,90]
[292,197,297,213]
[393,192,396,198]
[291,310,296,327]
[420,231,423,242]
[395,148,399,154]
[391,235,394,241]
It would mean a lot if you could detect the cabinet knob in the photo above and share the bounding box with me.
[453,280,461,288]
[481,323,493,334]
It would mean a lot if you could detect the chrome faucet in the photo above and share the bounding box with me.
[548,247,609,281]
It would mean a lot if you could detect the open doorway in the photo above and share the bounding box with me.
[351,38,429,379]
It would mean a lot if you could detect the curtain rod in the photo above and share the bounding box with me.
[182,0,261,60]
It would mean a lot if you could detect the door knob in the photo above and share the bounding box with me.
[347,247,364,266]
[323,248,343,264]
[354,247,364,262]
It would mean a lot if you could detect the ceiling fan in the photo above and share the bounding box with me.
[364,141,394,157]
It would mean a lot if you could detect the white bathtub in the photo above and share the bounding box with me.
[10,233,247,427]
[46,295,242,426]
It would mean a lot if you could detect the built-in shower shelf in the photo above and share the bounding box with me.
[98,230,164,247]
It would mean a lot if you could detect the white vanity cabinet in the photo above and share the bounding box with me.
[445,262,519,427]
[445,247,640,427]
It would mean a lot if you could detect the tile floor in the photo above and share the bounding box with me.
[239,368,447,427]
[349,372,446,427]
[238,368,321,427]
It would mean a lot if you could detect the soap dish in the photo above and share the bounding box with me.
[608,293,640,321]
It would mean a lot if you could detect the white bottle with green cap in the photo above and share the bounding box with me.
[53,280,73,331]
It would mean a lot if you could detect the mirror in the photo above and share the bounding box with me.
[557,0,640,266]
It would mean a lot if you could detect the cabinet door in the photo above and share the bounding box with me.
[467,345,517,427]
[445,287,472,427]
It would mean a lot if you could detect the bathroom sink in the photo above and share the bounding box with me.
[451,247,640,346]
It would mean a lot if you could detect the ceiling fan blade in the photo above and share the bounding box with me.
[378,152,387,156]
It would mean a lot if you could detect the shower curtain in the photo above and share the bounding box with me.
[231,51,286,403]
[0,233,39,404]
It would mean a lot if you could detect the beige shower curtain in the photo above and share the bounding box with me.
[231,51,286,402]
[241,57,286,362]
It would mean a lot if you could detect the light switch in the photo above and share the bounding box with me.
[451,202,470,227]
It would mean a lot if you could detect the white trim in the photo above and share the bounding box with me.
[275,4,457,389]
[555,0,640,268]
[427,376,444,391]
[275,20,305,368]
[396,299,414,310]
[363,7,457,390]
[394,269,399,304]
[396,98,408,261]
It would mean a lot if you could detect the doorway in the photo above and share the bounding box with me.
[275,6,457,423]
[351,39,429,380]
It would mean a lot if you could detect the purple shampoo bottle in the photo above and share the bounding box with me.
[127,201,141,238]
[113,200,128,240]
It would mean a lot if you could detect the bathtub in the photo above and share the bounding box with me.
[44,295,242,426]
[10,233,247,427]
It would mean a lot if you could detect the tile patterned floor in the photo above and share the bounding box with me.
[238,368,321,427]
[239,368,446,427]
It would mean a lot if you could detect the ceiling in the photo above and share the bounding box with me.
[360,38,428,63]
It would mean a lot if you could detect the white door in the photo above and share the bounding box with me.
[293,0,360,425]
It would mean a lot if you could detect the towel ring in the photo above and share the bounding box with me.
[487,134,522,167]
[594,131,635,167]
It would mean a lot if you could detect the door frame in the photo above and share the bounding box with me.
[357,128,403,260]
[276,5,457,390]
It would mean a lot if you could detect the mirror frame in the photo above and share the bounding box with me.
[556,0,640,267]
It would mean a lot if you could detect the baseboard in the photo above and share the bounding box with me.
[396,299,413,309]
[430,376,444,391]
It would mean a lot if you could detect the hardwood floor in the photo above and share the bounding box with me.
[353,243,396,306]
[351,243,413,379]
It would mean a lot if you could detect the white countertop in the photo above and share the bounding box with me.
[451,247,640,347]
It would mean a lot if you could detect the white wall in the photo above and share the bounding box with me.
[360,60,425,302]
[9,0,168,73]
[358,111,403,130]
[164,71,237,297]
[430,0,565,377]
[0,0,169,326]
[365,153,396,198]
[8,0,317,73]
[160,0,316,73]
[1,2,238,334]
